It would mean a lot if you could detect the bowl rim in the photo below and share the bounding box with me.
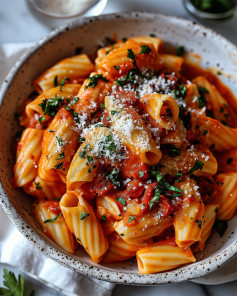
[0,11,237,285]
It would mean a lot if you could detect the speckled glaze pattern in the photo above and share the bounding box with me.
[0,12,236,285]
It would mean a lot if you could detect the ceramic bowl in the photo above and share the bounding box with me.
[0,12,236,284]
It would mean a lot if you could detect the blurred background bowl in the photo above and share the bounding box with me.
[26,0,108,28]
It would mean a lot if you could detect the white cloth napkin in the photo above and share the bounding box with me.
[0,43,115,296]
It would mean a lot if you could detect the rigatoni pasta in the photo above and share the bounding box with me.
[13,34,237,274]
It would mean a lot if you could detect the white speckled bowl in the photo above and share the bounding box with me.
[0,12,236,285]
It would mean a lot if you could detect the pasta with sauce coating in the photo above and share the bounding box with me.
[13,34,237,274]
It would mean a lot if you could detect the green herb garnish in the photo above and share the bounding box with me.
[39,116,46,125]
[105,167,123,188]
[54,75,58,87]
[0,269,35,296]
[78,137,85,142]
[54,162,64,170]
[59,77,70,91]
[69,96,79,106]
[35,182,41,190]
[139,45,151,55]
[185,160,204,175]
[198,86,209,94]
[80,210,90,220]
[128,216,135,223]
[168,145,180,157]
[116,196,127,206]
[44,213,62,223]
[101,214,106,221]
[56,152,65,160]
[195,219,202,229]
[56,135,63,146]
[85,74,108,89]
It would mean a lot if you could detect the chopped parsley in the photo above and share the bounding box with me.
[127,48,136,61]
[39,116,46,125]
[179,84,187,99]
[54,162,64,170]
[227,158,233,164]
[139,171,145,178]
[111,109,121,115]
[149,186,161,210]
[114,65,120,70]
[185,160,204,175]
[168,145,180,157]
[120,233,125,236]
[176,171,183,183]
[128,216,135,223]
[100,103,105,109]
[78,137,85,142]
[197,95,206,108]
[179,105,191,130]
[80,210,90,220]
[105,167,123,188]
[149,168,183,209]
[95,123,108,128]
[79,144,92,159]
[101,214,106,221]
[54,75,58,87]
[139,45,151,55]
[35,182,41,190]
[59,77,70,91]
[85,74,108,89]
[116,196,127,206]
[195,219,202,229]
[198,86,209,94]
[203,129,208,136]
[56,152,65,160]
[56,135,63,146]
[86,155,94,163]
[44,212,62,223]
[176,45,185,56]
[197,86,209,108]
[39,95,65,117]
[97,134,118,159]
[68,96,79,106]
